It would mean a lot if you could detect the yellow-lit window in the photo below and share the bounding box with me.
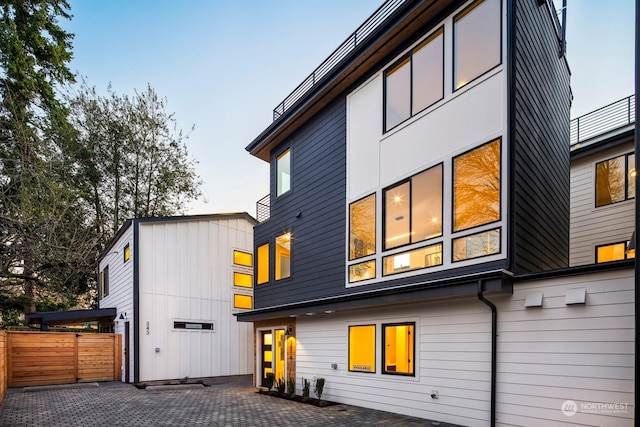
[123,244,131,262]
[348,260,376,283]
[453,228,500,262]
[349,194,376,260]
[382,323,414,375]
[382,243,442,275]
[257,243,269,285]
[453,138,501,232]
[275,233,291,280]
[349,325,376,373]
[596,153,635,207]
[234,294,252,309]
[234,272,253,288]
[596,242,635,263]
[233,250,252,267]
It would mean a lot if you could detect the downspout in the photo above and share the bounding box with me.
[477,280,497,427]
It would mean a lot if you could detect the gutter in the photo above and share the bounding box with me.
[477,279,497,427]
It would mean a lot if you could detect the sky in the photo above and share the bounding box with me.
[62,0,636,218]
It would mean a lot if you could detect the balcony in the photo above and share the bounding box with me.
[570,94,635,149]
[256,194,270,223]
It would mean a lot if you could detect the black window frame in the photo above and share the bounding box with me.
[595,241,634,263]
[452,227,501,263]
[100,265,109,299]
[348,324,377,374]
[381,322,416,376]
[123,243,130,263]
[382,162,444,252]
[452,0,503,92]
[256,241,270,285]
[595,152,635,208]
[349,192,377,261]
[383,26,445,133]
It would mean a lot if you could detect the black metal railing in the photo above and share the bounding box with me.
[272,0,406,121]
[570,94,635,148]
[256,194,270,223]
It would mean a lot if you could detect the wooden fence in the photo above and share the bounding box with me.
[0,331,6,402]
[6,332,121,388]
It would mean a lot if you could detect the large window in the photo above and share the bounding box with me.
[349,325,376,373]
[596,242,635,263]
[596,153,635,207]
[453,0,501,90]
[257,243,269,285]
[276,149,291,197]
[384,28,444,131]
[349,194,376,260]
[99,265,109,299]
[382,323,414,375]
[453,139,501,232]
[384,164,442,250]
[275,233,291,280]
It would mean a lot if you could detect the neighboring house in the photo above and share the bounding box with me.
[569,95,636,266]
[98,213,256,384]
[238,1,635,426]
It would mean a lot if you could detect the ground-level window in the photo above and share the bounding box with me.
[234,272,253,288]
[233,294,253,310]
[257,243,269,285]
[382,323,415,376]
[596,242,635,263]
[453,138,501,232]
[275,233,291,280]
[596,153,635,207]
[349,325,376,373]
[233,250,253,267]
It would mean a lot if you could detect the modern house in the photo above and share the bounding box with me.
[98,213,256,384]
[239,0,635,426]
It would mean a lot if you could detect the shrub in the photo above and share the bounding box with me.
[314,377,325,404]
[302,378,311,402]
[287,377,296,398]
[276,377,286,395]
[264,373,275,391]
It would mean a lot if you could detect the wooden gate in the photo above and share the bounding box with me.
[7,332,122,387]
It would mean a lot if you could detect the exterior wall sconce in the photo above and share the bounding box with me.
[284,325,294,336]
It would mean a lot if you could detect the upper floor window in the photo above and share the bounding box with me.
[349,194,376,260]
[275,233,291,280]
[384,163,442,250]
[596,241,635,263]
[382,322,415,376]
[123,243,130,262]
[596,153,635,207]
[234,272,253,288]
[233,250,253,267]
[276,149,291,197]
[453,0,501,90]
[99,265,109,299]
[384,28,444,131]
[257,243,269,285]
[453,138,501,232]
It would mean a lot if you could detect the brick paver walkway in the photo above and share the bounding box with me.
[0,381,464,426]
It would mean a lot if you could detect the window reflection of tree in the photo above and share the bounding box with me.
[350,194,376,259]
[596,156,625,207]
[453,139,501,232]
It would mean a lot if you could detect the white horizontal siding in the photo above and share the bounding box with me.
[294,268,633,427]
[98,224,134,381]
[495,268,634,426]
[570,142,635,266]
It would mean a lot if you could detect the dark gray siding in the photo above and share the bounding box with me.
[253,99,347,309]
[510,0,571,273]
